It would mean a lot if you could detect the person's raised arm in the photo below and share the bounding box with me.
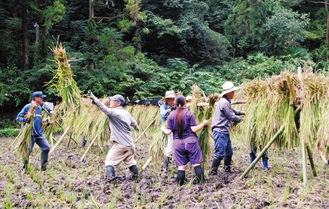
[90,92,114,116]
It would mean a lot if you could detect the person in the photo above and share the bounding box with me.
[16,91,51,171]
[210,81,245,175]
[159,90,176,171]
[249,141,269,170]
[161,95,210,185]
[89,92,139,181]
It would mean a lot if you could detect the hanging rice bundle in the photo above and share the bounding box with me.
[126,104,161,129]
[237,71,300,149]
[299,71,328,147]
[14,104,37,160]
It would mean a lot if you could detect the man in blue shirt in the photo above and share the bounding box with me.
[16,91,51,171]
[159,90,175,171]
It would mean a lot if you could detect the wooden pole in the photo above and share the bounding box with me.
[306,144,317,177]
[80,135,98,162]
[301,139,307,187]
[135,118,156,143]
[49,126,70,154]
[142,157,153,170]
[239,126,284,179]
[66,133,72,150]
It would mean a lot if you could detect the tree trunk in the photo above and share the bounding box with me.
[89,0,94,19]
[22,0,29,70]
[324,0,329,59]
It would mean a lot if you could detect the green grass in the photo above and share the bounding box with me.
[0,128,19,137]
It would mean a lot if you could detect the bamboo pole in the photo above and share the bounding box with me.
[306,144,317,177]
[135,118,156,143]
[301,139,307,187]
[80,135,98,162]
[297,67,308,187]
[66,133,72,150]
[320,151,329,164]
[142,157,153,170]
[49,126,70,154]
[239,126,285,179]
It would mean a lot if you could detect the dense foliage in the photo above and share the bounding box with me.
[1,0,329,119]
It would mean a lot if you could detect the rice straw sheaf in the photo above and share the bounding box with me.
[14,104,37,160]
[149,128,166,163]
[197,94,216,164]
[236,69,329,163]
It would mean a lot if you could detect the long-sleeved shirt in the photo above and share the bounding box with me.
[92,95,138,147]
[160,103,172,123]
[211,97,244,134]
[16,101,44,137]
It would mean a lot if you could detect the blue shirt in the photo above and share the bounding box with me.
[16,102,45,137]
[160,102,173,123]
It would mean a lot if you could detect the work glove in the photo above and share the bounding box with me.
[134,125,140,132]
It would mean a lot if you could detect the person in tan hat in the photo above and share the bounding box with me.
[159,90,176,172]
[210,81,245,175]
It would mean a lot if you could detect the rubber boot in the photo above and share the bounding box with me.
[129,165,139,181]
[23,158,29,172]
[81,137,87,147]
[224,156,232,173]
[176,170,185,186]
[262,158,269,171]
[250,152,256,164]
[210,158,222,175]
[40,151,49,171]
[106,165,116,181]
[163,156,170,172]
[193,166,205,184]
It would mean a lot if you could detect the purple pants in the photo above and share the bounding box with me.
[173,136,203,166]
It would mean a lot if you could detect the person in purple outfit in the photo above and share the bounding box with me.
[161,95,210,185]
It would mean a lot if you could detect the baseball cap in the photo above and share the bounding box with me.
[110,94,125,106]
[32,91,47,99]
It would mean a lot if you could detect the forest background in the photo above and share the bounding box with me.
[1,0,329,128]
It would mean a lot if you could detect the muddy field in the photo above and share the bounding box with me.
[0,132,329,209]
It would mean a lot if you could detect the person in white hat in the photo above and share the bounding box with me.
[159,90,176,172]
[210,81,245,175]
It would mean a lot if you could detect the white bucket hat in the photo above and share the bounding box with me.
[220,81,241,97]
[165,90,175,99]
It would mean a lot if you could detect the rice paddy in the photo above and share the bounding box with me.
[2,45,329,208]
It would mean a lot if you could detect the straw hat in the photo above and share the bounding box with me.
[165,90,175,99]
[220,81,241,97]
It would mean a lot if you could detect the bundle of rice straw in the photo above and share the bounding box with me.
[14,104,37,160]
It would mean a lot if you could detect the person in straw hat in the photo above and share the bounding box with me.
[159,90,176,172]
[210,81,245,175]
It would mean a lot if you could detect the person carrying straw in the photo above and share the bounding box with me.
[16,91,51,171]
